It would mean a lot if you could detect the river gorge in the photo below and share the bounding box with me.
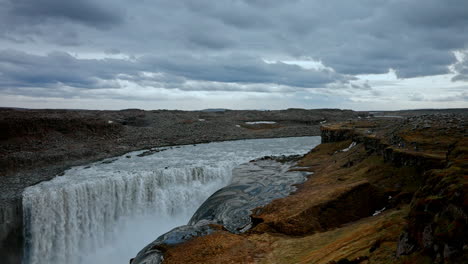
[22,137,320,264]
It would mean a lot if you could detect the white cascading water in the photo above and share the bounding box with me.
[22,136,320,264]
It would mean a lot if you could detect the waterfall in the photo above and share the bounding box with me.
[22,136,320,264]
[23,167,232,264]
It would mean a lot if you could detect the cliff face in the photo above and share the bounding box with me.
[139,114,467,264]
[319,117,467,263]
[0,201,22,264]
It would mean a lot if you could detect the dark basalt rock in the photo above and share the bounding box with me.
[188,159,309,233]
[0,201,22,264]
[321,127,353,143]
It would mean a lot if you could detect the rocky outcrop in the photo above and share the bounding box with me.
[0,201,22,264]
[320,120,448,170]
[397,140,468,263]
[320,116,467,263]
[320,126,354,143]
[252,181,386,236]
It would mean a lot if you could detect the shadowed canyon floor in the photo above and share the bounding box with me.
[140,114,467,264]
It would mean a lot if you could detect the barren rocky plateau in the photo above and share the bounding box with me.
[0,107,467,264]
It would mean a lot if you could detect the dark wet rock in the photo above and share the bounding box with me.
[257,154,303,163]
[136,148,168,157]
[189,159,309,233]
[328,256,369,264]
[101,158,117,164]
[0,201,22,264]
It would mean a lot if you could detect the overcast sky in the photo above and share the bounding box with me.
[0,0,467,110]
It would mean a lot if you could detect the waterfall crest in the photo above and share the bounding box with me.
[23,166,232,264]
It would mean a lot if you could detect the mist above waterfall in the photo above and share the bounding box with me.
[22,137,320,264]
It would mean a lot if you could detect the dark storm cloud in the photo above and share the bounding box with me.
[169,0,467,78]
[300,0,468,78]
[0,50,352,97]
[6,0,122,29]
[186,32,235,50]
[0,50,132,89]
[140,54,351,88]
[0,0,467,100]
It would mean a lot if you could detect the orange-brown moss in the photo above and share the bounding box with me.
[164,208,409,264]
[261,207,408,264]
[163,231,268,264]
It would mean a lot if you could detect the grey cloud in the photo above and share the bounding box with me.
[310,0,468,78]
[431,92,468,102]
[186,32,235,50]
[351,81,371,90]
[0,0,124,50]
[0,50,132,89]
[105,48,121,55]
[182,0,468,78]
[0,0,467,103]
[452,52,468,82]
[183,1,273,30]
[8,0,123,29]
[140,54,353,88]
[398,0,468,29]
[0,50,353,99]
[408,92,467,102]
[409,93,425,101]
